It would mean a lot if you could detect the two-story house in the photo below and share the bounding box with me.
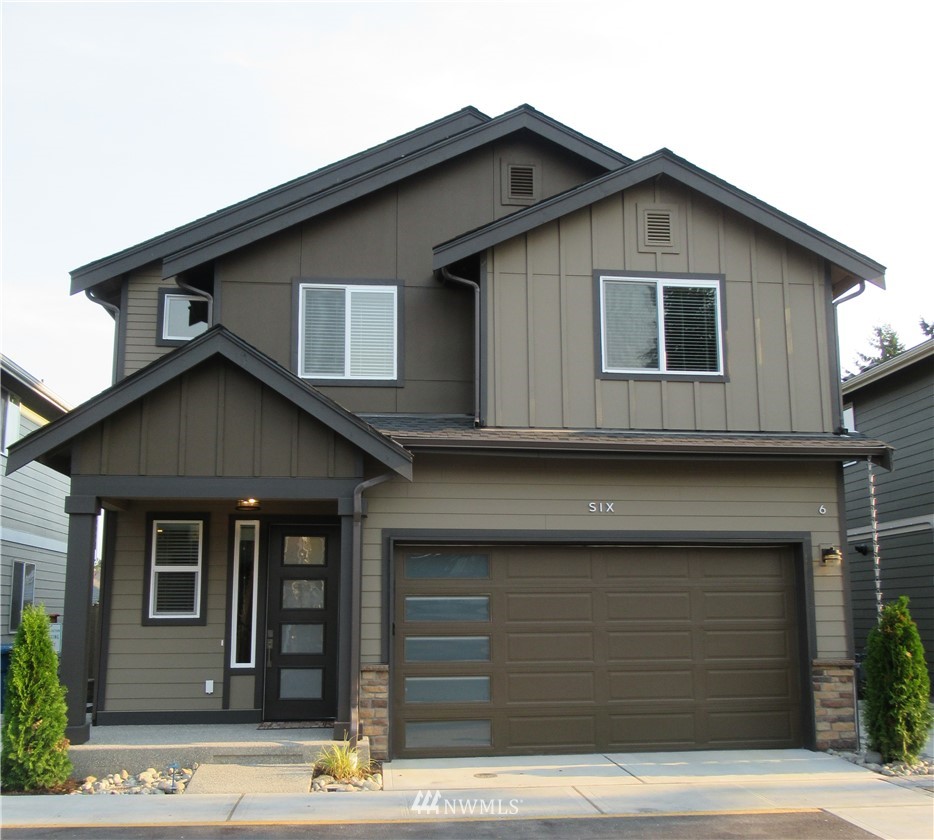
[843,338,933,684]
[6,106,892,760]
[1,356,71,702]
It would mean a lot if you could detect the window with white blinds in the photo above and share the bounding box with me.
[600,276,722,376]
[148,520,204,619]
[299,283,397,380]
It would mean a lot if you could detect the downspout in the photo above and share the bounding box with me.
[440,267,481,428]
[176,278,214,322]
[86,289,121,385]
[349,471,394,745]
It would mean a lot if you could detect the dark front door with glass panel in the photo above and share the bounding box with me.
[263,525,339,720]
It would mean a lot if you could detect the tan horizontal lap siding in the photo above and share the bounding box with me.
[102,502,227,712]
[488,183,832,433]
[359,456,846,663]
[122,267,178,378]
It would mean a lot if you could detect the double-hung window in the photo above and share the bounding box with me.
[298,283,398,381]
[599,274,724,377]
[146,517,207,622]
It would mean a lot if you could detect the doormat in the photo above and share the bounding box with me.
[257,721,334,730]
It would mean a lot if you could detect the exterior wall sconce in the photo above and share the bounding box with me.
[236,498,261,512]
[821,546,843,565]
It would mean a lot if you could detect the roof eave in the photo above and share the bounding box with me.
[433,150,886,286]
[6,328,413,480]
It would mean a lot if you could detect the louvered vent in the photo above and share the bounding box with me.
[638,204,680,253]
[502,162,539,205]
[644,210,673,246]
[509,165,535,199]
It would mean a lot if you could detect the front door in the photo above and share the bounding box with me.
[263,525,339,720]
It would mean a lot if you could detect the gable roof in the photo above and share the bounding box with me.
[842,338,934,395]
[433,148,886,289]
[5,326,413,480]
[71,105,629,294]
[1,355,71,421]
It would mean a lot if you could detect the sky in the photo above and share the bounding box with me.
[1,0,931,407]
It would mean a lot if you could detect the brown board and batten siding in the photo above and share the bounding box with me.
[215,140,605,416]
[486,182,834,432]
[70,359,360,479]
[358,455,849,666]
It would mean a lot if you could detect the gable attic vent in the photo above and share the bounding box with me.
[638,204,680,253]
[502,162,540,205]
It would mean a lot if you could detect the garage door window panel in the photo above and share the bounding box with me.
[404,636,491,662]
[405,720,492,750]
[404,553,489,579]
[404,676,491,703]
[404,596,490,622]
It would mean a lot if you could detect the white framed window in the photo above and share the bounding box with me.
[9,560,36,632]
[600,275,723,376]
[159,291,210,343]
[230,520,260,668]
[298,283,398,380]
[147,518,205,621]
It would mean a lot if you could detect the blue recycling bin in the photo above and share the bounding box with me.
[1,643,12,709]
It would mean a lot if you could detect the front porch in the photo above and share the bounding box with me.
[67,720,363,781]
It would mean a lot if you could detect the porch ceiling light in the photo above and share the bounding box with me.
[236,498,261,512]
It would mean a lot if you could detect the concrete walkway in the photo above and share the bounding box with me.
[2,749,932,839]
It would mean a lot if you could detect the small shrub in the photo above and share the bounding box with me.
[863,595,933,763]
[1,604,73,790]
[314,740,372,782]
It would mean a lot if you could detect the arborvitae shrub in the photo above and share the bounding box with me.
[1,604,72,790]
[863,595,933,763]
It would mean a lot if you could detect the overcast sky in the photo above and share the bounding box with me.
[2,0,930,406]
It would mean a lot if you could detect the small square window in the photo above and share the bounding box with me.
[158,291,210,345]
[598,274,724,378]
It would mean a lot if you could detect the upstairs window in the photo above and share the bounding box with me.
[599,274,724,377]
[298,283,398,381]
[145,517,207,623]
[158,291,210,345]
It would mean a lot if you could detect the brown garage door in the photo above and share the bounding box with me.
[392,545,803,757]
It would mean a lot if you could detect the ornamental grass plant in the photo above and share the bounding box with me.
[1,604,73,791]
[313,740,373,782]
[863,595,933,764]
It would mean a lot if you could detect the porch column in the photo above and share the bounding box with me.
[61,494,100,745]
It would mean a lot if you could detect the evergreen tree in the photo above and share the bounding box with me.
[920,317,933,338]
[851,324,906,375]
[1,604,72,790]
[863,596,933,763]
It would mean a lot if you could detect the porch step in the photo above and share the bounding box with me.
[67,724,360,782]
[209,752,306,765]
[186,762,313,794]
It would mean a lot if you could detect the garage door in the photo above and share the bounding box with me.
[392,545,803,757]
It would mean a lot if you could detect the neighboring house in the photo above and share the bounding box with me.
[842,338,933,681]
[6,105,893,760]
[1,356,71,696]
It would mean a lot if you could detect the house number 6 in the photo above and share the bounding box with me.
[588,502,615,513]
